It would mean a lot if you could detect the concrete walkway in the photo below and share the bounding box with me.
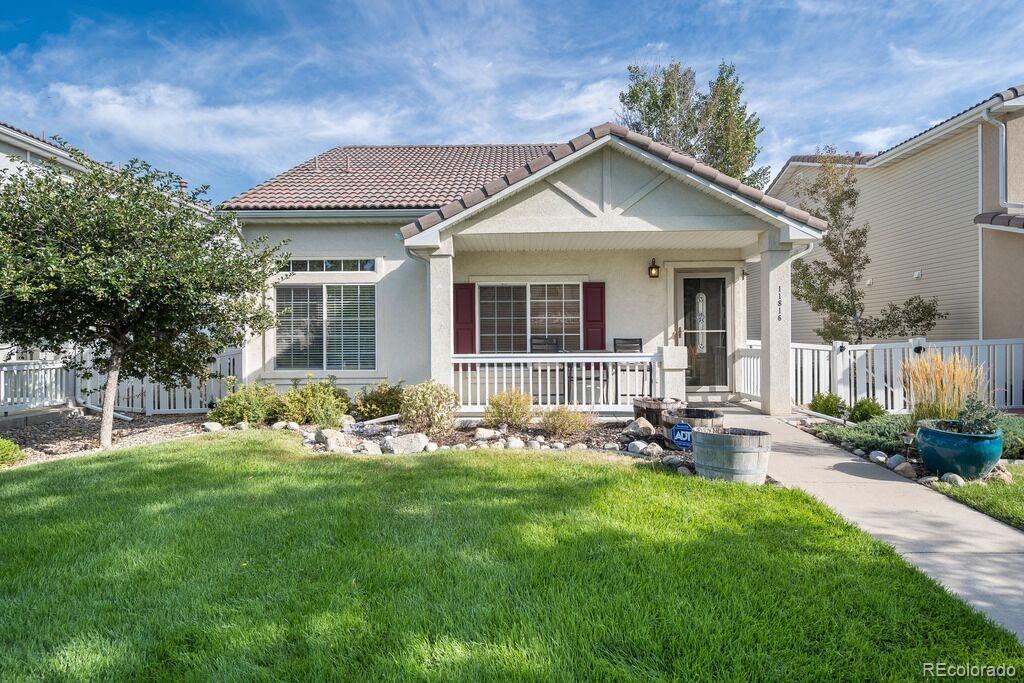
[724,407,1024,641]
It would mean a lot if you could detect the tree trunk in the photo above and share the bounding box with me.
[99,354,122,449]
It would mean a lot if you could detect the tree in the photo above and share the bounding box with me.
[617,60,769,188]
[792,147,946,343]
[696,62,770,189]
[0,147,284,447]
[617,62,699,155]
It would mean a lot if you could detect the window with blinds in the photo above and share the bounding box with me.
[275,284,376,370]
[478,283,581,353]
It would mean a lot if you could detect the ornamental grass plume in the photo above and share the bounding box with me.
[903,350,982,422]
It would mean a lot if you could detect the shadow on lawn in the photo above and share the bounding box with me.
[0,435,1021,680]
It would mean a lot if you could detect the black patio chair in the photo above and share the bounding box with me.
[530,336,562,353]
[613,338,643,352]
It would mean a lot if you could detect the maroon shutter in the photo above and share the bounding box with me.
[582,282,606,351]
[453,283,476,354]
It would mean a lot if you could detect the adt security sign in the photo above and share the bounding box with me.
[671,422,693,449]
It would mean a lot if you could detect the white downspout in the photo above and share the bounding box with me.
[787,241,814,264]
[981,108,1024,209]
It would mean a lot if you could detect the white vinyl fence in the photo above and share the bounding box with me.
[743,337,1024,411]
[0,360,72,416]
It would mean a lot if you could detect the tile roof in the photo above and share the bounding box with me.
[399,122,828,239]
[786,152,876,165]
[223,143,560,210]
[0,120,58,148]
[975,211,1024,229]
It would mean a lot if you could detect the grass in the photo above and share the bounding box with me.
[934,463,1024,530]
[1,432,1021,680]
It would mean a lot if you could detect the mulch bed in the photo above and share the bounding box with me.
[1,414,205,468]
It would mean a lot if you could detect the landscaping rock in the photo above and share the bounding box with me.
[662,455,686,468]
[490,443,505,450]
[627,440,648,454]
[893,462,917,479]
[551,442,565,450]
[425,442,439,453]
[886,454,906,470]
[623,417,656,437]
[869,450,886,461]
[940,472,967,488]
[870,453,887,465]
[988,465,1014,485]
[333,447,355,454]
[853,448,866,457]
[677,466,693,476]
[569,443,587,450]
[540,444,551,450]
[340,415,356,428]
[474,427,500,440]
[506,437,525,449]
[383,433,429,454]
[452,443,467,450]
[232,421,249,431]
[642,442,664,458]
[316,428,362,452]
[603,442,619,451]
[270,421,287,430]
[286,421,301,431]
[840,442,854,450]
[526,440,541,449]
[359,440,382,455]
[535,435,545,443]
[201,421,223,432]
[918,475,939,485]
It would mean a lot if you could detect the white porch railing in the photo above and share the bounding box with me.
[453,352,661,412]
[0,360,71,416]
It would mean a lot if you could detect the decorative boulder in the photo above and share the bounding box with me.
[506,437,525,449]
[340,415,357,428]
[627,440,647,454]
[940,472,967,488]
[642,442,664,458]
[893,462,917,479]
[452,443,468,450]
[202,421,223,432]
[624,417,656,437]
[316,428,362,452]
[232,421,249,431]
[526,440,541,449]
[270,421,287,430]
[918,475,939,485]
[988,466,1014,485]
[603,442,619,451]
[886,454,906,470]
[569,443,587,450]
[384,433,430,454]
[677,466,694,476]
[425,442,439,453]
[853,448,866,457]
[474,427,500,440]
[359,440,382,455]
[551,442,565,450]
[662,454,686,469]
[870,453,888,465]
[286,421,302,431]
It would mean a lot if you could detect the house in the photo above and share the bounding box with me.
[225,123,825,415]
[756,84,1024,343]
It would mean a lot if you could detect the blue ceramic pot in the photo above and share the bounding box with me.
[915,420,1003,479]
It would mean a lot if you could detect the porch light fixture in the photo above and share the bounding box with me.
[647,258,661,279]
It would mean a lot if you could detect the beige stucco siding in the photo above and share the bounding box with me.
[755,128,981,342]
[982,228,1024,339]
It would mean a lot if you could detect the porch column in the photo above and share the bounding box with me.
[759,238,792,415]
[428,250,454,386]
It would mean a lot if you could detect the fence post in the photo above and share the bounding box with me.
[831,340,850,404]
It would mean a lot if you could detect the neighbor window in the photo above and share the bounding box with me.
[279,259,375,273]
[275,284,376,370]
[478,283,581,353]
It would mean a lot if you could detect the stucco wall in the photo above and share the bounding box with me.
[982,228,1024,339]
[240,222,431,393]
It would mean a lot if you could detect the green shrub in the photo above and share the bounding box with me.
[400,381,461,437]
[809,392,846,418]
[209,380,283,425]
[539,406,594,441]
[354,380,404,420]
[482,390,533,429]
[812,414,913,454]
[953,394,1000,435]
[0,437,24,466]
[279,377,350,427]
[848,397,885,423]
[996,415,1024,458]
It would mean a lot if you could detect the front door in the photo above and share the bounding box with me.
[677,276,729,390]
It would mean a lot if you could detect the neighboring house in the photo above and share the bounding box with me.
[225,123,825,415]
[753,84,1024,343]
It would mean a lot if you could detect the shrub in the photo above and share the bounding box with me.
[539,406,594,441]
[848,397,885,423]
[904,350,980,422]
[279,376,350,427]
[400,381,461,437]
[354,380,404,420]
[809,392,846,418]
[0,437,24,466]
[208,380,283,425]
[482,390,533,429]
[812,414,913,454]
[955,394,1000,435]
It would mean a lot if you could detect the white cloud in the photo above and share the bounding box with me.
[850,125,918,152]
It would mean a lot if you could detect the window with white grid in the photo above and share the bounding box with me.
[478,284,528,353]
[275,286,324,369]
[477,283,582,353]
[326,285,376,370]
[275,284,376,370]
[529,284,581,352]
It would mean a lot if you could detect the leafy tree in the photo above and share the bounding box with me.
[696,62,770,188]
[792,148,946,342]
[617,60,769,188]
[0,147,284,447]
[617,62,699,155]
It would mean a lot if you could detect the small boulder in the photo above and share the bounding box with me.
[535,435,546,443]
[490,443,506,450]
[286,421,302,431]
[506,437,525,449]
[202,421,223,432]
[540,444,551,450]
[624,417,656,437]
[316,428,362,452]
[232,421,249,431]
[886,454,906,470]
[893,462,917,479]
[359,440,382,455]
[840,442,854,450]
[270,421,287,430]
[569,443,587,450]
[642,442,664,458]
[474,427,500,440]
[853,448,866,457]
[526,440,541,449]
[603,442,619,451]
[425,442,439,453]
[918,475,939,485]
[677,466,694,476]
[452,443,468,450]
[384,433,429,455]
[627,440,648,454]
[551,442,565,450]
[940,472,967,488]
[661,454,686,468]
[870,453,887,465]
[340,415,356,428]
[988,465,1014,485]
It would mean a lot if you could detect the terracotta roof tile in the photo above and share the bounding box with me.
[976,212,1024,228]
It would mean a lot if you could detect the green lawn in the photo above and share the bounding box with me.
[1,432,1020,680]
[935,463,1024,530]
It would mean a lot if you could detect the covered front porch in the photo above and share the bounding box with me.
[401,127,823,415]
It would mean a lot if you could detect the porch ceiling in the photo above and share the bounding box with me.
[453,229,760,252]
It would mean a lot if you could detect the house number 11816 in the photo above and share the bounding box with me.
[777,285,783,322]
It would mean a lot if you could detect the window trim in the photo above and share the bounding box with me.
[475,281,583,354]
[274,282,378,372]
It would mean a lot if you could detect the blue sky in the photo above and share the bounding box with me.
[3,0,1024,202]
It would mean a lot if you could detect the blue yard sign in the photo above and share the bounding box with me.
[671,422,693,449]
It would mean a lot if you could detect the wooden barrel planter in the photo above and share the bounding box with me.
[632,397,682,432]
[692,427,772,484]
[662,408,725,436]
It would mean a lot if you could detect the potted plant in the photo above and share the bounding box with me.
[916,394,1003,480]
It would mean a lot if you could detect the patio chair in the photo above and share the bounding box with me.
[613,338,643,352]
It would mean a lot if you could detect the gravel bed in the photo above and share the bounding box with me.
[1,414,205,468]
